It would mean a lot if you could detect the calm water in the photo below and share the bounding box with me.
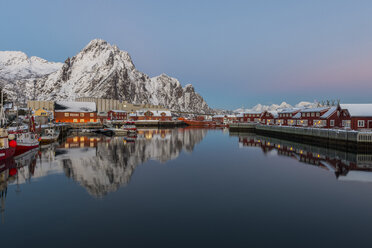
[1,128,372,247]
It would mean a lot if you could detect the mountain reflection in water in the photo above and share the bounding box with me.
[233,132,372,183]
[0,128,208,201]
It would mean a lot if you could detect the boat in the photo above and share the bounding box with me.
[40,128,60,144]
[10,115,39,156]
[178,117,216,127]
[0,130,16,161]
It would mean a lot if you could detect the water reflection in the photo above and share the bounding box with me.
[1,128,208,201]
[0,149,39,223]
[233,132,372,183]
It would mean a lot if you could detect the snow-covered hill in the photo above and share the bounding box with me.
[235,101,318,113]
[0,51,62,80]
[0,39,211,113]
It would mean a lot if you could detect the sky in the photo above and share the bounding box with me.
[1,0,372,110]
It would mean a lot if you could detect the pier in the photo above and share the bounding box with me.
[229,123,372,151]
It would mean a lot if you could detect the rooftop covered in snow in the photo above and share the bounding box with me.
[340,104,372,117]
[301,107,329,113]
[320,106,337,119]
[54,101,96,112]
[280,108,301,114]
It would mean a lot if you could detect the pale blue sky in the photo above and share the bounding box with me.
[1,0,372,109]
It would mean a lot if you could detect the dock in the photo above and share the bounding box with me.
[229,123,372,150]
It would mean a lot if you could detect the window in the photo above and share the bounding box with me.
[73,119,78,123]
[342,120,351,128]
[330,120,335,126]
[65,113,69,117]
[316,113,320,117]
[80,113,85,117]
[358,120,365,127]
[90,119,94,123]
[80,119,85,123]
[307,113,310,117]
[311,113,315,117]
[90,113,94,117]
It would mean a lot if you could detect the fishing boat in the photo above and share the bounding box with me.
[10,115,39,156]
[40,128,60,144]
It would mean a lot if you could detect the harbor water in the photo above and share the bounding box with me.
[1,127,372,247]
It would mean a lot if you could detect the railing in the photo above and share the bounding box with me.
[357,132,372,143]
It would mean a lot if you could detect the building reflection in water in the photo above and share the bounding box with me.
[0,128,208,204]
[234,132,372,182]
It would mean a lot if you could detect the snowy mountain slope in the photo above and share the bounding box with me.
[0,39,211,113]
[31,39,210,113]
[0,51,62,80]
[0,51,63,103]
[234,101,318,113]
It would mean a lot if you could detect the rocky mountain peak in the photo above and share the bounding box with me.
[0,39,211,113]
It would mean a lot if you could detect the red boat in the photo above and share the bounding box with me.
[178,118,216,127]
[10,116,39,156]
[0,130,16,160]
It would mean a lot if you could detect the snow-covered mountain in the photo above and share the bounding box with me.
[235,101,318,113]
[0,51,62,80]
[0,39,211,113]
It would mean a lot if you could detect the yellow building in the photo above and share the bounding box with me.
[34,108,49,117]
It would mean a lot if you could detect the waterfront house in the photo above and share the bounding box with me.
[242,111,262,123]
[277,108,301,126]
[97,111,108,123]
[260,111,277,125]
[107,110,127,121]
[298,107,329,127]
[212,115,225,124]
[129,110,172,121]
[54,101,97,123]
[340,104,372,130]
[213,115,238,124]
[317,105,350,128]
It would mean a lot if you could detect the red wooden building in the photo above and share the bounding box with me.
[108,110,127,121]
[212,115,238,124]
[316,105,350,128]
[276,109,301,126]
[340,104,372,130]
[241,112,262,123]
[296,107,329,127]
[260,111,277,125]
[129,110,172,121]
[54,101,97,123]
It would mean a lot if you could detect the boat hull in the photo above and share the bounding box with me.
[15,144,39,156]
[0,147,16,161]
[181,119,216,127]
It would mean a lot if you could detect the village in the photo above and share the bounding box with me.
[5,97,371,132]
[1,95,372,166]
